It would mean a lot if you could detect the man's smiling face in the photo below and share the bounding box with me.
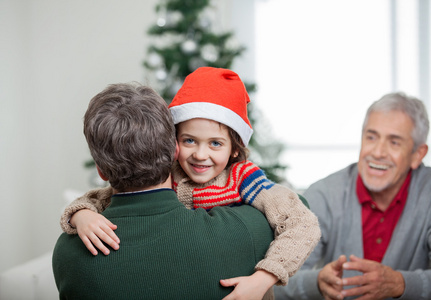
[358,110,419,195]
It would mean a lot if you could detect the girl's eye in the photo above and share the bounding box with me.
[211,141,222,147]
[184,138,195,144]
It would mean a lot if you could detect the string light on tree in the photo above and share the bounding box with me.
[181,39,198,54]
[200,44,219,62]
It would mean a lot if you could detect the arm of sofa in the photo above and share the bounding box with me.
[0,251,58,300]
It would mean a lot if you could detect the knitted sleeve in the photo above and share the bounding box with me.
[235,161,321,286]
[60,186,114,234]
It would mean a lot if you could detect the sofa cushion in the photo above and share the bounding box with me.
[0,251,57,300]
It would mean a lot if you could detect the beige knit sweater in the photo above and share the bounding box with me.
[61,161,321,287]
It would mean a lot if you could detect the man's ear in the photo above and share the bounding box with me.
[96,165,109,181]
[411,144,428,169]
[174,141,180,161]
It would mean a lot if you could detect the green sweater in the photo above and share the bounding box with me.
[52,188,273,300]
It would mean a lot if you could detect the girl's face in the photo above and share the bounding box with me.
[176,118,237,184]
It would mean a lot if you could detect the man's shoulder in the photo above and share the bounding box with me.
[207,205,268,226]
[53,232,85,257]
[303,163,357,208]
[414,163,431,178]
[411,164,431,193]
[308,163,357,190]
[207,205,273,240]
[52,232,89,279]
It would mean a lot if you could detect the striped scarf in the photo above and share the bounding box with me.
[173,161,275,210]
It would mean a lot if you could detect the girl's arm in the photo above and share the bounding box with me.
[234,161,322,285]
[248,183,321,284]
[60,186,113,233]
[60,186,119,255]
[221,188,320,300]
[220,270,277,300]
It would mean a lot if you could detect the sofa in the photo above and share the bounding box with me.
[0,189,83,300]
[0,251,57,300]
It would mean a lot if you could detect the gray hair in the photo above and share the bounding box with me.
[362,92,429,151]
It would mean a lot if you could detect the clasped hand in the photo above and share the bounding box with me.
[317,255,404,300]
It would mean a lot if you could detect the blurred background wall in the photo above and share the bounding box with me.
[0,0,150,273]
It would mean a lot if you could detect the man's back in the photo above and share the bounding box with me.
[53,189,273,299]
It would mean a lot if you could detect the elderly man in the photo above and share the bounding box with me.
[275,92,430,300]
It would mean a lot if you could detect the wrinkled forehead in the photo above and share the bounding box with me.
[363,110,414,139]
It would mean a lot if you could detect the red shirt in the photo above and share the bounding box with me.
[356,171,411,262]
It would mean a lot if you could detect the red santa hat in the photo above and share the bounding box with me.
[168,67,253,146]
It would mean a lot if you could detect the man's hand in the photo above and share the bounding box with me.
[340,255,405,300]
[220,270,278,300]
[70,209,120,256]
[317,255,347,300]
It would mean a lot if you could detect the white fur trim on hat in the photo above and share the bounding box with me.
[170,102,253,146]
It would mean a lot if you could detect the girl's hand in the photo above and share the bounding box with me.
[220,270,278,300]
[70,209,120,256]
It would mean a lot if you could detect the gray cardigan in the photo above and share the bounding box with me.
[275,163,431,300]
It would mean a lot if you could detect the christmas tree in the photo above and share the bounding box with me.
[143,0,287,183]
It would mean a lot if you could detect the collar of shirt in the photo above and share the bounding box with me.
[356,170,411,262]
[356,170,411,208]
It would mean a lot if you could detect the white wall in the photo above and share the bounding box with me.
[0,0,160,273]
